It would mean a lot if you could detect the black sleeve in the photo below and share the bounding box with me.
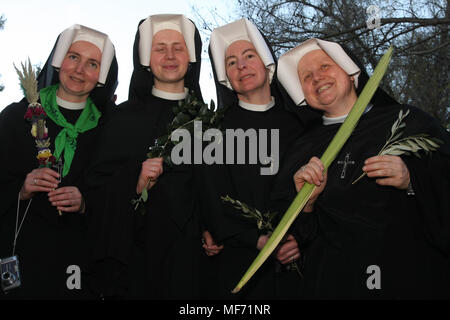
[0,101,29,219]
[197,164,261,248]
[403,107,450,256]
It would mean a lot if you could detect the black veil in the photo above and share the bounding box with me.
[128,17,203,103]
[36,32,119,116]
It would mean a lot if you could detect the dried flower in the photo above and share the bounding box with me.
[36,149,52,160]
[14,58,39,104]
[31,123,37,137]
[16,59,56,169]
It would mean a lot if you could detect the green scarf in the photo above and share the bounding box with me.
[39,84,101,177]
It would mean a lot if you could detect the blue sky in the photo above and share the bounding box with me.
[0,0,235,111]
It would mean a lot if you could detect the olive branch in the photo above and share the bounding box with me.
[131,92,226,214]
[352,109,442,184]
[221,195,277,234]
[221,195,302,276]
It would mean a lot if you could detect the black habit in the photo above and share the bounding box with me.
[196,34,320,300]
[85,17,205,299]
[0,34,118,299]
[272,63,450,299]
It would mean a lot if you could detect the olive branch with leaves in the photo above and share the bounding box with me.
[221,195,277,234]
[131,92,226,214]
[221,195,302,276]
[352,109,442,184]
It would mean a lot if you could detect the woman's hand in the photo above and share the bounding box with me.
[202,230,224,256]
[363,155,410,189]
[275,234,301,265]
[48,186,85,213]
[20,167,60,200]
[136,158,164,194]
[293,156,327,212]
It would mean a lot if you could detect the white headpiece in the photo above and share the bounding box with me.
[138,14,196,67]
[209,18,275,90]
[278,38,361,106]
[51,24,115,86]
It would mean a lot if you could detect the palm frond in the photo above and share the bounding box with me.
[232,45,394,294]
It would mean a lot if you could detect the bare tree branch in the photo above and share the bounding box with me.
[192,0,449,127]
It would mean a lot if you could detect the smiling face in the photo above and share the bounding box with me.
[150,29,190,92]
[225,40,271,104]
[297,49,357,117]
[57,40,102,103]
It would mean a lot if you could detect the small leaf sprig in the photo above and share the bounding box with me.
[131,91,226,214]
[221,195,277,234]
[146,91,225,165]
[221,195,302,276]
[352,109,442,184]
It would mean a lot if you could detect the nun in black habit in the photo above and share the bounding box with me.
[85,14,205,299]
[197,18,318,299]
[273,38,450,299]
[0,24,118,299]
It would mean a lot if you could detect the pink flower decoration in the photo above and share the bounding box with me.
[48,155,57,165]
[34,107,45,117]
[24,108,33,120]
